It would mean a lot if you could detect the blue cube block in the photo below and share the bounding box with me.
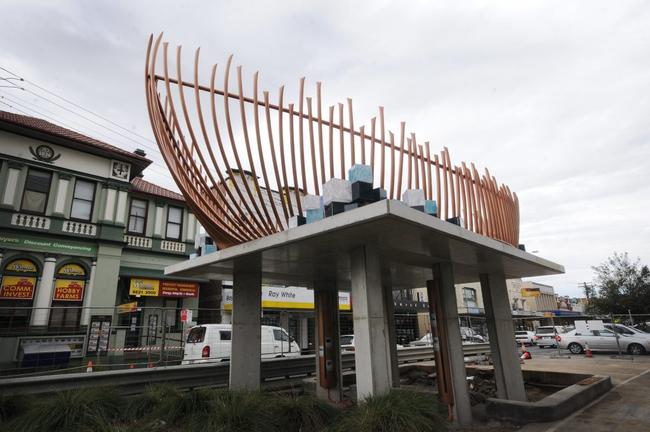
[424,200,438,216]
[348,164,373,184]
[306,208,324,223]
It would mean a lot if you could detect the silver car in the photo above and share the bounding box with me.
[558,328,650,355]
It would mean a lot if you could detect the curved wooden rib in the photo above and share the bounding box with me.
[145,34,521,249]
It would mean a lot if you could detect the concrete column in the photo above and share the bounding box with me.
[31,256,57,327]
[314,281,343,401]
[153,205,164,238]
[229,255,261,390]
[350,245,395,400]
[381,267,400,388]
[80,261,97,326]
[2,167,21,206]
[436,263,473,425]
[53,176,70,215]
[480,273,527,401]
[114,190,129,225]
[299,316,309,350]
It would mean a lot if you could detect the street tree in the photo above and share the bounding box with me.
[586,252,650,314]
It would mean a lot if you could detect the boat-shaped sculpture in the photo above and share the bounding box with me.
[144,34,520,250]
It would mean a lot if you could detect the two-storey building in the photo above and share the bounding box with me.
[0,111,204,367]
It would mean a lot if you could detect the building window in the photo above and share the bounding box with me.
[21,169,52,214]
[164,298,181,332]
[70,179,95,220]
[49,263,87,331]
[463,287,477,308]
[0,258,39,334]
[166,206,183,240]
[128,199,147,234]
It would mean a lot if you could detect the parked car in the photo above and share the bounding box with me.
[558,328,650,355]
[182,324,300,364]
[515,330,536,346]
[534,326,565,348]
[604,323,650,339]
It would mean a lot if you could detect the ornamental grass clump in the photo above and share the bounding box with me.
[271,393,340,432]
[8,386,122,432]
[335,389,448,432]
[187,388,276,432]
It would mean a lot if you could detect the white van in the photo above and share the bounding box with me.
[182,324,301,364]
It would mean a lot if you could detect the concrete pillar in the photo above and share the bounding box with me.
[436,263,473,425]
[381,267,400,388]
[31,256,56,326]
[299,316,309,350]
[314,281,343,401]
[80,261,97,326]
[350,245,395,400]
[229,255,261,390]
[480,273,527,401]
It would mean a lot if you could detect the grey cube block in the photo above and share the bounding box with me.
[348,164,373,184]
[322,178,352,206]
[289,215,306,228]
[302,194,322,210]
[402,189,425,207]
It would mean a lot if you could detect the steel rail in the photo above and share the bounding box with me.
[0,344,490,396]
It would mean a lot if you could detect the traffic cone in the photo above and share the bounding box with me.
[129,363,135,369]
[147,362,154,368]
[86,360,93,373]
[585,343,593,358]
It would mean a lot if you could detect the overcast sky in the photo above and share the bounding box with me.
[1,1,649,297]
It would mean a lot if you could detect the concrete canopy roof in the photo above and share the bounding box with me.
[165,200,564,290]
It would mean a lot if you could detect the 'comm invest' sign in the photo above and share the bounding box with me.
[0,235,96,256]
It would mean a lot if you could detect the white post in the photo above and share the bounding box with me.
[480,272,527,401]
[81,261,97,325]
[350,245,394,400]
[229,256,261,390]
[31,256,57,327]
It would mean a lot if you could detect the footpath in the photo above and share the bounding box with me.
[519,356,650,432]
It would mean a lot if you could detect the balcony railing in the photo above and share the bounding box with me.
[11,213,51,230]
[62,220,97,236]
[123,235,152,249]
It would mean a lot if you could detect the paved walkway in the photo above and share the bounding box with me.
[520,356,650,432]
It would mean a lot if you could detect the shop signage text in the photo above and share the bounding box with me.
[129,278,160,296]
[53,279,85,301]
[223,286,351,311]
[0,276,36,299]
[5,259,37,273]
[0,235,96,256]
[160,281,199,298]
[129,278,199,298]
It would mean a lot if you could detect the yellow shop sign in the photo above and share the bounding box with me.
[129,278,160,297]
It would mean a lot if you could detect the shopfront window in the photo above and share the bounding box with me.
[21,169,52,214]
[70,179,96,220]
[128,199,147,234]
[463,287,478,308]
[0,258,39,334]
[49,263,86,331]
[166,206,183,240]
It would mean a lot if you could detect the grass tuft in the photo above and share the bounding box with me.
[335,389,448,432]
[9,386,122,432]
[272,393,339,431]
[188,388,275,432]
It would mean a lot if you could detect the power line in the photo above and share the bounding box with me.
[0,66,157,145]
[0,74,166,162]
[0,92,172,178]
